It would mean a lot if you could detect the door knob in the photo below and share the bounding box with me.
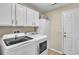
[64,35,66,37]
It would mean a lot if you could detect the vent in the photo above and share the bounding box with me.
[51,3,57,5]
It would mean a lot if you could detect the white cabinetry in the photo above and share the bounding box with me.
[32,10,39,26]
[26,8,34,26]
[26,7,39,27]
[0,3,12,26]
[14,4,39,27]
[15,4,26,26]
[0,3,39,27]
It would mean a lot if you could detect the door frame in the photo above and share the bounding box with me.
[61,12,64,53]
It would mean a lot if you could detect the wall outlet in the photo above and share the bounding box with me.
[13,29,21,33]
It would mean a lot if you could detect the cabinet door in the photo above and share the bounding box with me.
[26,8,34,26]
[12,3,16,26]
[33,10,39,26]
[16,4,26,26]
[0,3,12,26]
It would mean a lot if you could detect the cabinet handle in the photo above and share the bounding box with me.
[16,20,17,25]
[12,20,13,24]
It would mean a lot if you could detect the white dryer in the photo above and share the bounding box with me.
[28,34,48,55]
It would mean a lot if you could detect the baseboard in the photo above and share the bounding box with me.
[49,48,64,55]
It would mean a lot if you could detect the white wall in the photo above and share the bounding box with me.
[45,3,79,52]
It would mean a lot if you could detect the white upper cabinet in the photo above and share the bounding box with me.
[0,3,39,26]
[26,8,34,26]
[12,3,16,26]
[14,4,39,27]
[15,4,26,26]
[32,10,39,26]
[0,3,12,26]
[26,7,39,27]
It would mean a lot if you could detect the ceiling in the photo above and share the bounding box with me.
[23,3,68,13]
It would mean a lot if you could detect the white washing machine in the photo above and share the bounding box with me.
[0,33,37,55]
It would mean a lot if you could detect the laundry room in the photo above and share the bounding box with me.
[0,1,79,56]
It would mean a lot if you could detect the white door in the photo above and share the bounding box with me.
[63,12,73,54]
[63,8,79,55]
[16,4,26,26]
[0,3,12,26]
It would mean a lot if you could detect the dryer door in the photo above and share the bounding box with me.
[39,41,47,54]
